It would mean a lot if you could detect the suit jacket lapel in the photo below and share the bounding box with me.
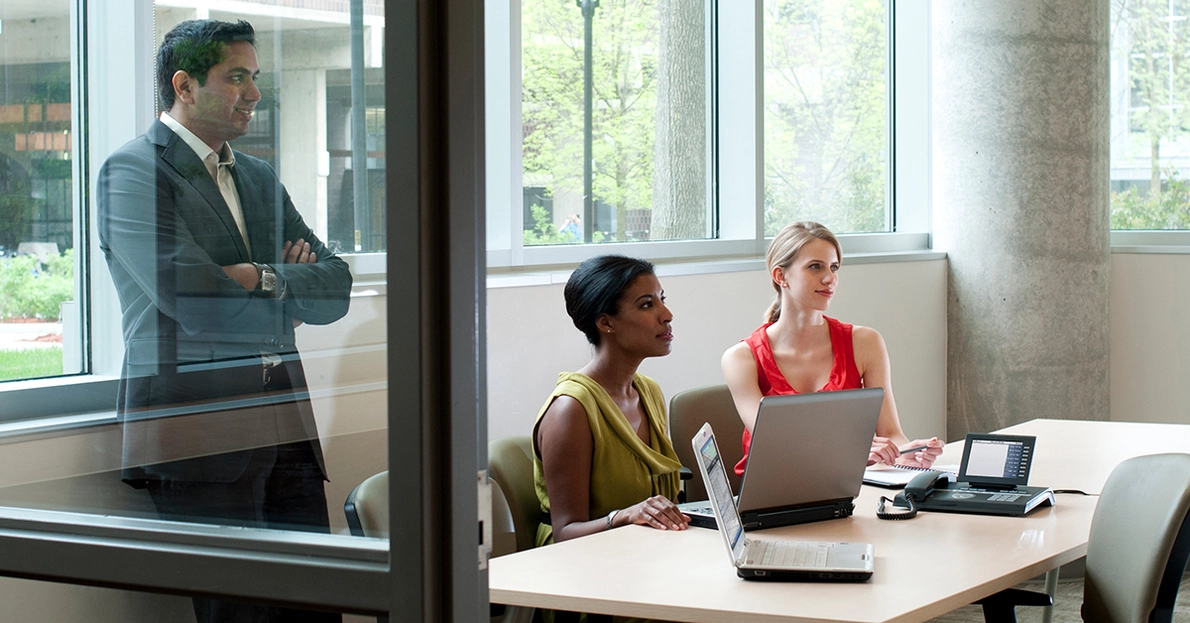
[232,162,276,264]
[152,121,251,263]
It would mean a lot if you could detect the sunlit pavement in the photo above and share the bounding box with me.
[0,322,63,350]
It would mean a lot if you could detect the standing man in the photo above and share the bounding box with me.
[98,19,350,622]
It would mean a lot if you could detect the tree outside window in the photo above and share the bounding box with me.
[763,0,888,236]
[520,0,711,245]
[1111,0,1190,229]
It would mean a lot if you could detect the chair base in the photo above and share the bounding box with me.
[976,588,1053,623]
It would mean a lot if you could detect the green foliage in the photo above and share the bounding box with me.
[1112,0,1190,200]
[763,0,887,236]
[523,205,602,245]
[1110,178,1190,229]
[521,0,661,243]
[0,347,63,382]
[523,205,572,245]
[0,249,75,321]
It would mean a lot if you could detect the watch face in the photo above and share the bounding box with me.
[261,269,277,292]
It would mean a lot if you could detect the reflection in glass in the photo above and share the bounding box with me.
[763,0,888,236]
[520,0,711,245]
[0,2,395,617]
[0,0,389,574]
[0,1,75,381]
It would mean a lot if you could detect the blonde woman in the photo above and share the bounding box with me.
[721,222,943,478]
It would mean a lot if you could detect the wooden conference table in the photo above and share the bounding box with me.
[488,419,1190,623]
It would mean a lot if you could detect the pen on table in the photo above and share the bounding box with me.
[899,445,928,455]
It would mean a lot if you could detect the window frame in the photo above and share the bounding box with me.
[0,0,488,619]
[3,0,934,418]
[484,0,932,272]
[1106,0,1190,241]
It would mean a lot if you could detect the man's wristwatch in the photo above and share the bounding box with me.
[254,263,277,297]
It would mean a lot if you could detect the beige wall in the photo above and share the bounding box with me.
[24,246,1190,621]
[1109,253,1190,425]
[487,258,951,444]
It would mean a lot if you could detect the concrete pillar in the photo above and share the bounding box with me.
[932,0,1111,439]
[278,69,329,240]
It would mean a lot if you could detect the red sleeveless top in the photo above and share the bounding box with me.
[734,316,863,477]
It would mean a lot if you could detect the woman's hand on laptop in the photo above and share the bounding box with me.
[868,436,901,466]
[896,437,945,468]
[622,495,691,532]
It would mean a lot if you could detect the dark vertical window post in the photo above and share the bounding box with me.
[580,0,598,242]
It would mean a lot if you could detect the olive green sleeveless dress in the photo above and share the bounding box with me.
[532,372,683,546]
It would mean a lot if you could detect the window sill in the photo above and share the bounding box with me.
[1111,230,1190,253]
[486,249,946,289]
[0,375,120,426]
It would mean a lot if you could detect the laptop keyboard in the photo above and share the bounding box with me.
[754,541,831,568]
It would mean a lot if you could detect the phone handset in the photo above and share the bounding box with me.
[905,470,955,501]
[877,470,956,520]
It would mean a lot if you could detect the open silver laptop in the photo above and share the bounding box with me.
[692,422,874,581]
[681,388,884,529]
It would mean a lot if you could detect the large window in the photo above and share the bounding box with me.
[520,0,713,246]
[1111,0,1190,230]
[488,0,917,269]
[0,0,81,382]
[763,0,890,236]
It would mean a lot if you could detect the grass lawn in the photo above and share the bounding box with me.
[0,347,64,382]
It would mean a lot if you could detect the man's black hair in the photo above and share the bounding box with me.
[157,19,256,111]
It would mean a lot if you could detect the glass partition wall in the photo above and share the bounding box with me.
[0,0,81,382]
[0,0,485,620]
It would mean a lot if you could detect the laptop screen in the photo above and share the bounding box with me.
[699,434,744,552]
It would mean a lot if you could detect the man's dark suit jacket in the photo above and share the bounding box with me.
[98,119,352,485]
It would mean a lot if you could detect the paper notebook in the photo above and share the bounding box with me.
[863,464,959,488]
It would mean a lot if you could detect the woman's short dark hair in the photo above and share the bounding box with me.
[157,19,256,112]
[564,255,656,346]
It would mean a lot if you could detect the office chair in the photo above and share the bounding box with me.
[487,436,612,623]
[344,471,390,623]
[978,452,1190,623]
[488,436,539,556]
[344,470,389,538]
[668,384,745,502]
[487,436,542,623]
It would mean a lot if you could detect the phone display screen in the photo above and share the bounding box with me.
[958,433,1037,488]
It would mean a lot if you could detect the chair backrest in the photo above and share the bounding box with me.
[1082,453,1190,623]
[488,436,539,555]
[668,384,744,502]
[344,471,389,538]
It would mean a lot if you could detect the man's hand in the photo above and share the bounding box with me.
[282,239,316,327]
[282,239,316,264]
[222,263,259,291]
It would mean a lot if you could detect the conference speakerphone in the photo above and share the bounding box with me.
[894,433,1055,517]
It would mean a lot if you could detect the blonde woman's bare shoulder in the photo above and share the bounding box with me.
[850,325,888,355]
[721,340,753,366]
